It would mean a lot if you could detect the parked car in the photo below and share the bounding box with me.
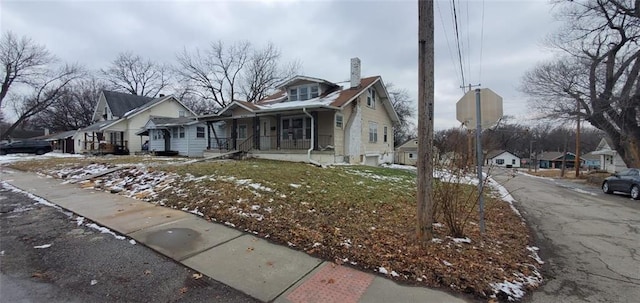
[0,140,53,155]
[602,168,640,199]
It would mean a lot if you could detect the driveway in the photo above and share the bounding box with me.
[491,169,640,302]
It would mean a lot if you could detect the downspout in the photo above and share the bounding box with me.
[303,108,323,167]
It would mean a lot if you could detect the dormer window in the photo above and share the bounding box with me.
[289,85,320,101]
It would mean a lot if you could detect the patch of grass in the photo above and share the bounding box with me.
[14,157,538,300]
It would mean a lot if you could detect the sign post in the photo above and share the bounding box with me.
[456,88,503,234]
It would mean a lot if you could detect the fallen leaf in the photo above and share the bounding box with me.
[266,261,274,266]
[179,287,188,294]
[327,278,335,284]
[32,272,46,279]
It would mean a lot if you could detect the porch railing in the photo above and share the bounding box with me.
[206,135,334,152]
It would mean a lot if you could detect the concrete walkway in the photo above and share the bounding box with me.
[1,169,467,303]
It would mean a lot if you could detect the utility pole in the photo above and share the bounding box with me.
[416,0,434,242]
[575,100,581,177]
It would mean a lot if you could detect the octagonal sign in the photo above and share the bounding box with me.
[456,88,503,130]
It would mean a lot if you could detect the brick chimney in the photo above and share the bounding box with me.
[350,57,361,89]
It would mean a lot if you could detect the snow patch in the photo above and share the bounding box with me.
[85,223,125,240]
[34,244,52,249]
[378,267,388,274]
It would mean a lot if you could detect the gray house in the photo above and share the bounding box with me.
[141,116,207,157]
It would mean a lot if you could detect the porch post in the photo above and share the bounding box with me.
[120,131,124,148]
[276,114,281,150]
[253,116,260,150]
[232,119,238,150]
[206,121,211,149]
[312,111,319,151]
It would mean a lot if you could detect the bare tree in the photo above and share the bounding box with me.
[176,40,300,110]
[241,42,300,102]
[387,83,416,146]
[0,31,55,110]
[101,51,170,97]
[29,77,104,131]
[2,64,84,139]
[521,0,640,167]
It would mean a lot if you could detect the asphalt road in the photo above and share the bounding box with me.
[491,169,640,303]
[0,185,259,303]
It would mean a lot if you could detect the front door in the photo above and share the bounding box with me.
[260,119,271,150]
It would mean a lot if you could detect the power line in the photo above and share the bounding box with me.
[451,0,466,91]
[465,0,472,89]
[436,0,463,88]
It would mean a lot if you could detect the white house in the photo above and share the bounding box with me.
[395,139,418,166]
[592,138,627,173]
[73,91,196,154]
[486,150,521,168]
[141,116,208,157]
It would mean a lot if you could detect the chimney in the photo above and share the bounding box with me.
[44,128,50,136]
[350,57,361,89]
[159,94,165,97]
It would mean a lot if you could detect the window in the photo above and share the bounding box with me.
[299,86,308,100]
[496,159,505,165]
[335,114,343,128]
[179,127,185,138]
[281,117,311,139]
[512,159,516,165]
[369,122,378,143]
[383,126,388,143]
[172,128,178,138]
[178,110,186,117]
[409,153,414,159]
[238,124,247,139]
[367,88,376,108]
[196,126,205,138]
[152,131,157,140]
[288,85,320,101]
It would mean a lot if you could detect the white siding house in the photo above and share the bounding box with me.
[143,117,208,157]
[486,150,521,168]
[593,138,627,173]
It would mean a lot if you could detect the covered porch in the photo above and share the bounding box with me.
[76,120,130,155]
[203,109,336,154]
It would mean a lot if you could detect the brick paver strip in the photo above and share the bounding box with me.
[286,264,375,303]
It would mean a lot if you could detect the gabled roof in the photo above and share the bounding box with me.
[209,75,400,123]
[275,75,339,90]
[539,151,575,161]
[80,120,119,132]
[486,150,519,159]
[103,90,154,117]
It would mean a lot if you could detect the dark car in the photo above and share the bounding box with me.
[0,140,53,155]
[602,168,640,199]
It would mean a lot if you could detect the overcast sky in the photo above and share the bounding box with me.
[1,0,560,130]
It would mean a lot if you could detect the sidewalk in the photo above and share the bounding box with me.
[1,169,468,303]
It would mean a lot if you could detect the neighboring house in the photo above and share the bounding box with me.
[581,151,601,170]
[73,91,196,154]
[198,58,399,166]
[485,150,521,168]
[538,151,578,169]
[140,116,208,157]
[396,139,418,166]
[592,138,628,173]
[41,130,77,154]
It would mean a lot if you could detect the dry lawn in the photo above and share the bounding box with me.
[7,157,541,301]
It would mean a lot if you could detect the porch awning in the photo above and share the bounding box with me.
[592,149,616,156]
